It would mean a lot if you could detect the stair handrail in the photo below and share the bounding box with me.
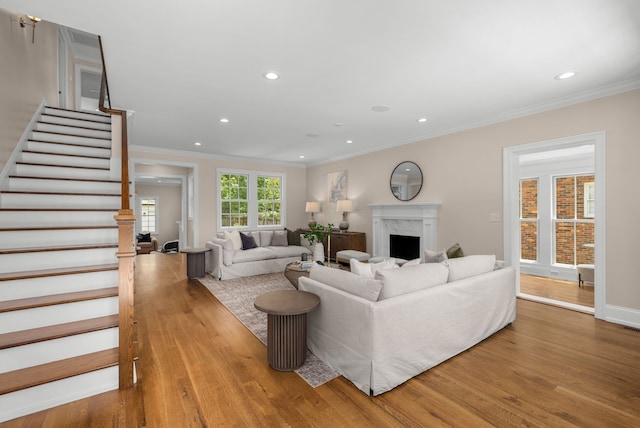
[97,35,136,390]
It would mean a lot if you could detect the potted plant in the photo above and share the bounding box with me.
[303,223,334,262]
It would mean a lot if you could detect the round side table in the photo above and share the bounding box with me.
[254,290,320,371]
[180,247,211,278]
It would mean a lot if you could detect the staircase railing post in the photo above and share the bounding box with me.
[115,208,136,389]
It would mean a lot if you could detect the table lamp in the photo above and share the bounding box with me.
[336,199,353,231]
[305,201,320,228]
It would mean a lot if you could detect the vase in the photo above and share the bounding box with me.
[313,242,325,263]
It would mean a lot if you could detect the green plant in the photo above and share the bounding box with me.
[303,223,334,246]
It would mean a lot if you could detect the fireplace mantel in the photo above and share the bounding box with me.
[368,203,441,260]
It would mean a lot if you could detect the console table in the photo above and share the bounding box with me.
[314,231,365,262]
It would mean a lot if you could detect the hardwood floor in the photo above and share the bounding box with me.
[520,274,594,308]
[4,253,639,427]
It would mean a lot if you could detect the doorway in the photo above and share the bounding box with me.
[503,132,606,319]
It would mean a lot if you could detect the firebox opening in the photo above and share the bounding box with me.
[390,234,420,260]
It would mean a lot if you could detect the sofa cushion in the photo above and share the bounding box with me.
[233,247,278,263]
[424,248,448,263]
[259,231,273,246]
[271,230,288,246]
[224,230,243,251]
[287,228,304,246]
[267,245,310,258]
[137,232,151,243]
[375,263,449,300]
[309,264,382,302]
[240,232,258,250]
[443,254,497,282]
[212,238,235,266]
[350,258,397,279]
[446,242,465,259]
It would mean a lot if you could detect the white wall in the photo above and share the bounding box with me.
[306,89,640,314]
[135,183,181,247]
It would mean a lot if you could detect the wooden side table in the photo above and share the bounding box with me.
[180,248,211,278]
[254,290,320,371]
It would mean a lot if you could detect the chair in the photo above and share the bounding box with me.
[577,264,594,287]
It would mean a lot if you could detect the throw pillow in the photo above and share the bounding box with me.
[212,238,235,266]
[402,258,421,267]
[239,232,258,250]
[375,263,449,300]
[137,232,151,243]
[350,258,398,279]
[224,230,243,251]
[259,231,273,246]
[286,228,304,246]
[446,242,465,259]
[443,254,497,282]
[271,230,288,246]
[309,264,383,302]
[425,249,448,263]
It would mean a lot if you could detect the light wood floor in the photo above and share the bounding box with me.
[5,253,639,427]
[520,274,594,308]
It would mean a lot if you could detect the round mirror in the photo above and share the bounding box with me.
[390,161,423,201]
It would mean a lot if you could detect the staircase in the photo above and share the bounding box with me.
[0,106,124,422]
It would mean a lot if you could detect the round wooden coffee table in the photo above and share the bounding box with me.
[284,261,312,289]
[254,290,320,371]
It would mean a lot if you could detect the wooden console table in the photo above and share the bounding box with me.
[326,231,366,262]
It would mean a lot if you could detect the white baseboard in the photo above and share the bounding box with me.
[605,305,640,329]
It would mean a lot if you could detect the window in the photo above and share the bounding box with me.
[218,169,285,229]
[554,175,594,266]
[139,197,159,233]
[519,178,538,262]
[584,182,595,218]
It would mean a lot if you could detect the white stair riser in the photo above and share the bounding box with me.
[0,328,119,373]
[0,270,118,300]
[0,228,118,249]
[0,248,118,274]
[15,163,111,180]
[0,297,118,334]
[27,140,111,158]
[43,108,111,123]
[40,114,112,131]
[0,210,117,228]
[7,177,120,194]
[0,366,118,423]
[31,131,110,148]
[21,152,110,169]
[35,123,111,140]
[1,193,120,209]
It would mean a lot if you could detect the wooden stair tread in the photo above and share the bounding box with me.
[16,162,110,171]
[0,243,118,255]
[0,348,119,395]
[8,175,121,184]
[0,264,119,281]
[31,130,111,141]
[0,287,119,313]
[1,190,120,197]
[0,314,119,349]
[0,225,117,232]
[22,149,110,160]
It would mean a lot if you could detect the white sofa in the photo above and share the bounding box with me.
[205,229,312,280]
[298,255,516,396]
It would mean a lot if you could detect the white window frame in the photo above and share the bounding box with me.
[584,182,595,218]
[217,168,286,231]
[137,196,159,235]
[519,177,539,263]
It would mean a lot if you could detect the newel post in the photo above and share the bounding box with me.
[115,208,136,388]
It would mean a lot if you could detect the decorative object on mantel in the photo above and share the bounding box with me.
[336,199,353,231]
[327,170,347,202]
[305,201,320,228]
[303,223,334,263]
[390,161,423,201]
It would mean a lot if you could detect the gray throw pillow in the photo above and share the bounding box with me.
[424,249,448,263]
[271,230,288,246]
[240,232,257,250]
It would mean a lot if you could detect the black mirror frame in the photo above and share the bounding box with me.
[390,161,423,201]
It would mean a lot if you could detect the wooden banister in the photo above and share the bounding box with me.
[98,35,136,389]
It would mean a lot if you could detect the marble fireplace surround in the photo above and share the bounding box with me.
[368,203,441,261]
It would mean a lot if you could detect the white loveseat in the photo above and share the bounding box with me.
[205,229,312,280]
[298,255,516,395]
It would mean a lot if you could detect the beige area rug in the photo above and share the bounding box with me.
[197,273,340,388]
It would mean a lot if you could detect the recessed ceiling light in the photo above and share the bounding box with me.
[219,118,229,123]
[346,140,353,144]
[194,141,202,146]
[417,117,428,123]
[299,155,305,159]
[371,105,391,112]
[555,71,577,80]
[333,123,343,127]
[264,71,280,80]
[306,133,319,138]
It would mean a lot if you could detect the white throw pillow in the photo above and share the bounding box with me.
[259,231,273,247]
[402,258,421,267]
[375,263,449,300]
[350,258,397,279]
[309,265,383,302]
[424,248,448,263]
[212,238,235,266]
[443,254,497,282]
[224,230,242,251]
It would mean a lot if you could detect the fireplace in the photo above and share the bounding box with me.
[390,234,420,260]
[368,203,440,261]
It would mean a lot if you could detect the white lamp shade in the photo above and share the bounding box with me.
[305,201,320,213]
[336,199,353,213]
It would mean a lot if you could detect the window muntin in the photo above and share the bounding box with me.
[553,175,594,266]
[139,197,158,233]
[220,173,249,227]
[520,178,538,262]
[257,175,282,226]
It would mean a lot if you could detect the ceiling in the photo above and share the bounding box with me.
[4,0,640,166]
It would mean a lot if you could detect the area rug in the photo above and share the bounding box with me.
[197,273,340,388]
